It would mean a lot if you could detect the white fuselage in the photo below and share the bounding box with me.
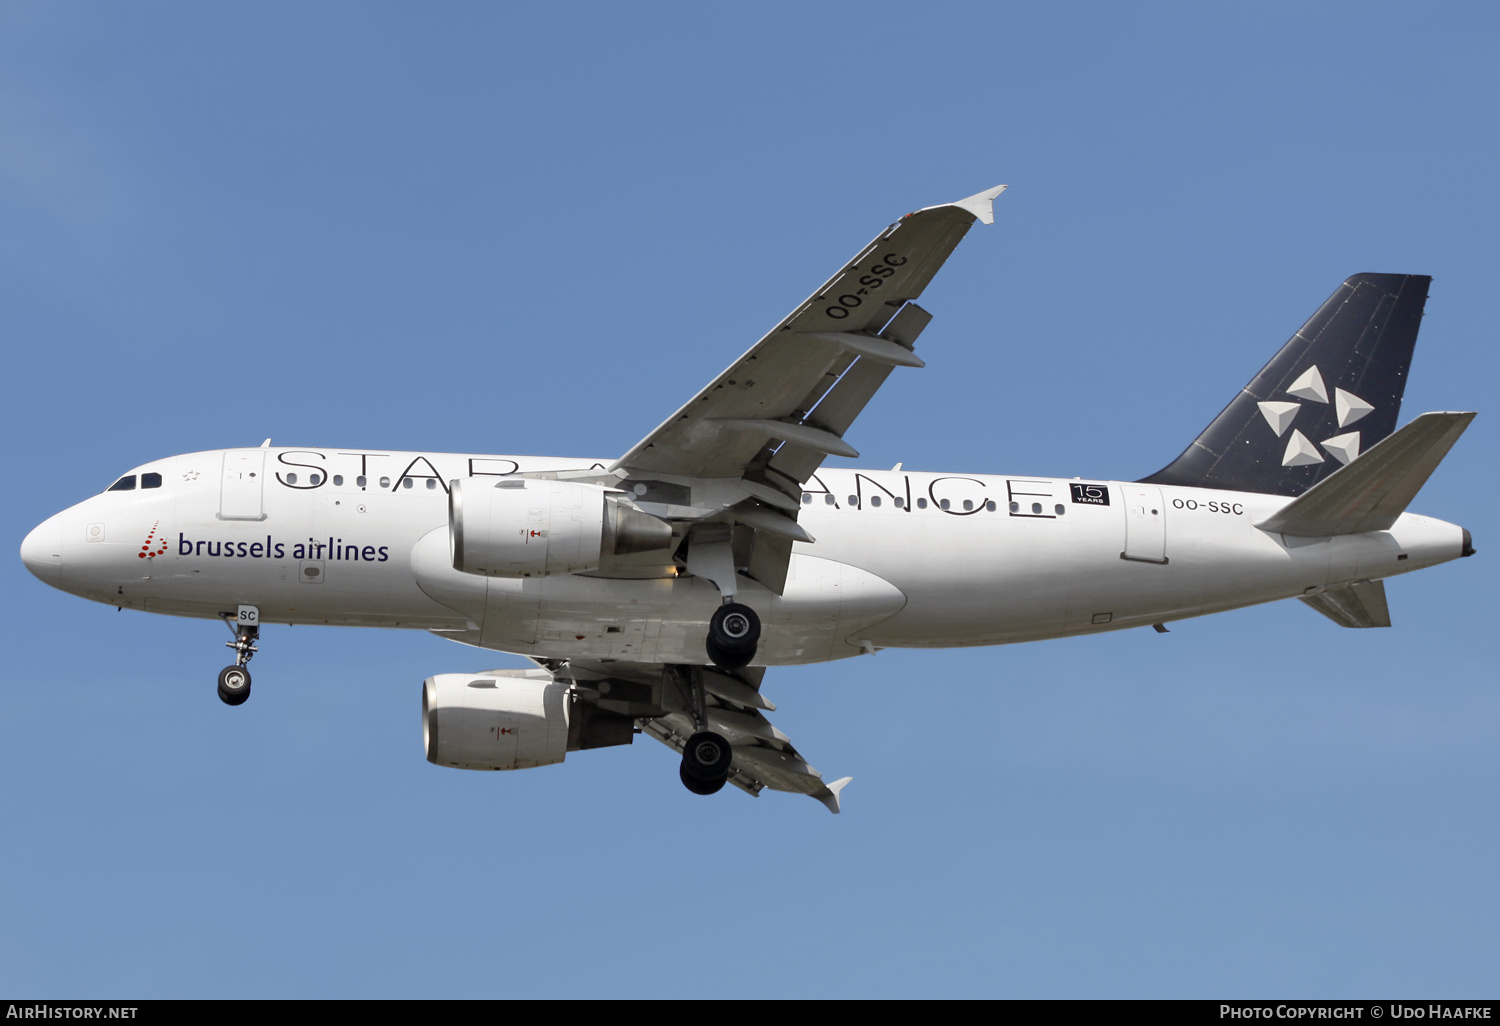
[24,447,1467,666]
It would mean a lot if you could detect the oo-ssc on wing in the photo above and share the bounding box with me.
[612,185,1005,486]
[545,658,852,813]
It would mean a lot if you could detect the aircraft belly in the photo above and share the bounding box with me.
[463,555,905,665]
[803,500,1100,647]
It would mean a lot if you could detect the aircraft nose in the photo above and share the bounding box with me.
[20,513,64,587]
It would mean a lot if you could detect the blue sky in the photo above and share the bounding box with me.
[2,1,1496,998]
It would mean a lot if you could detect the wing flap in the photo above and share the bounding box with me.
[591,660,848,812]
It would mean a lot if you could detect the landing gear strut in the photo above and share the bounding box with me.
[685,527,761,669]
[218,611,259,706]
[706,601,760,668]
[672,665,734,796]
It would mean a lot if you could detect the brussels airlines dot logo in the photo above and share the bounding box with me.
[139,521,169,559]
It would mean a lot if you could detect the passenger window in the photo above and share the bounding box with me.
[333,475,344,486]
[357,476,368,488]
[847,495,857,506]
[1009,501,1019,513]
[939,499,950,510]
[985,500,996,512]
[917,498,928,509]
[107,475,136,492]
[379,477,391,488]
[870,495,882,507]
[403,478,414,489]
[426,479,437,490]
[1031,502,1042,514]
[1055,504,1066,515]
[142,473,162,489]
[310,474,322,486]
[962,499,973,511]
[802,493,812,504]
[894,498,905,509]
[824,494,835,505]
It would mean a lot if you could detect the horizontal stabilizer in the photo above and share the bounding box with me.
[1301,580,1392,628]
[1256,412,1475,537]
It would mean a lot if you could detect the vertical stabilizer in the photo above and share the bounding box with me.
[1142,273,1430,496]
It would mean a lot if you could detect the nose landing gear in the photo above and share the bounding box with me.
[217,663,251,706]
[217,606,259,706]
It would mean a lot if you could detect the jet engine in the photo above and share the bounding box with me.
[423,672,570,770]
[449,477,672,577]
[423,671,636,771]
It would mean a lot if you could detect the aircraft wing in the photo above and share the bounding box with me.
[611,185,1006,494]
[544,657,852,813]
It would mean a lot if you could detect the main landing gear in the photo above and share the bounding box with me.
[680,731,733,795]
[685,526,761,669]
[217,609,259,706]
[674,665,735,796]
[706,601,760,668]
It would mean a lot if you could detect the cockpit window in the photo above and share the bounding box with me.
[107,475,137,492]
[142,472,162,489]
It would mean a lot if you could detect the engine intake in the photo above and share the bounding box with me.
[449,477,671,577]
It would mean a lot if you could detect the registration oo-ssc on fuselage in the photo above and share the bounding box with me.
[19,185,1478,812]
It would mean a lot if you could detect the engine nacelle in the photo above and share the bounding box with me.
[449,477,672,577]
[423,671,571,771]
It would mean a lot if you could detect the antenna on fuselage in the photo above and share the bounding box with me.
[260,439,271,448]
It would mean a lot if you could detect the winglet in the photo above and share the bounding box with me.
[943,184,1007,225]
[816,776,853,814]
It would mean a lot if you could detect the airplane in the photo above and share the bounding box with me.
[19,185,1477,813]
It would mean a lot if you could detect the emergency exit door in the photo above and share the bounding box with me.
[1121,485,1167,564]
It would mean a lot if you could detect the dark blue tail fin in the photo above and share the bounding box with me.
[1141,273,1431,497]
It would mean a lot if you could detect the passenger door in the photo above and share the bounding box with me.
[219,450,267,521]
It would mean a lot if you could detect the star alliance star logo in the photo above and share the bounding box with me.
[182,470,200,481]
[1256,365,1373,468]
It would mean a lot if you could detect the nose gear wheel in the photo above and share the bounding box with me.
[217,614,260,706]
[217,665,251,706]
